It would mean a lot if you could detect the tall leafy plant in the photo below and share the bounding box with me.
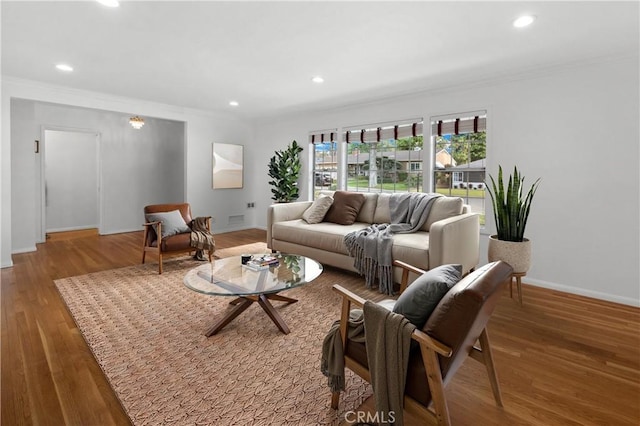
[268,140,304,203]
[486,166,540,242]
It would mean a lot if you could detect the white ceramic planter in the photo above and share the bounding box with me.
[487,235,531,274]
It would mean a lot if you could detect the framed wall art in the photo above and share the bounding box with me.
[212,143,243,189]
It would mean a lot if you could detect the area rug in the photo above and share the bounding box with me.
[54,250,372,425]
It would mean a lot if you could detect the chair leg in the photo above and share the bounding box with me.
[420,344,451,426]
[479,328,503,407]
[142,250,146,264]
[158,252,163,274]
[331,391,340,409]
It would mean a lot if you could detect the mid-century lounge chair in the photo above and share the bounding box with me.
[142,203,212,274]
[331,260,513,425]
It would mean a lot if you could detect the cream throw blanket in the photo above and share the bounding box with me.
[344,192,440,295]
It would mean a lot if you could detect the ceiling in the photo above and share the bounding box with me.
[2,1,638,120]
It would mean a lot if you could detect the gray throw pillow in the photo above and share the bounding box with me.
[392,264,463,328]
[145,209,190,239]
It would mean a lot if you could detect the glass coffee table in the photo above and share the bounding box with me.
[184,254,323,336]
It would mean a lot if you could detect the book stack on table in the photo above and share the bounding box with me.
[242,255,280,271]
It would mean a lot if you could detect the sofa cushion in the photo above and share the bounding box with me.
[272,219,370,254]
[356,192,379,223]
[422,196,464,231]
[390,232,431,270]
[302,194,334,224]
[373,193,391,223]
[145,209,191,239]
[393,264,462,328]
[323,191,366,225]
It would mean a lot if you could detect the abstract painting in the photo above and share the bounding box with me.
[212,143,243,189]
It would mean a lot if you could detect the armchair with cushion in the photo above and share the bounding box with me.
[330,260,513,425]
[142,203,212,274]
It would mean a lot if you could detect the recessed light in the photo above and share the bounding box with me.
[55,64,74,72]
[513,15,536,28]
[312,76,324,84]
[229,101,239,107]
[96,0,120,7]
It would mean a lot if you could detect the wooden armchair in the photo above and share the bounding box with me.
[331,260,513,425]
[142,203,212,274]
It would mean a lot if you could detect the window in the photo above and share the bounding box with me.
[344,120,424,193]
[431,113,487,224]
[309,131,338,197]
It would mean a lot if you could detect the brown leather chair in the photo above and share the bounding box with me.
[142,203,212,274]
[331,260,513,425]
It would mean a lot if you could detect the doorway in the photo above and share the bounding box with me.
[41,129,100,239]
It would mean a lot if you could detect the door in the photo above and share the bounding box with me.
[43,130,99,234]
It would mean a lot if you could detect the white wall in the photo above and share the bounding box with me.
[252,55,640,306]
[1,78,254,266]
[44,130,99,232]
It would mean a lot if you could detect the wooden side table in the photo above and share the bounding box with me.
[510,273,525,306]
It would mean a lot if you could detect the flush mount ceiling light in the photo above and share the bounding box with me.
[129,116,145,129]
[96,0,120,7]
[513,15,536,28]
[229,101,239,107]
[55,63,73,72]
[311,76,324,84]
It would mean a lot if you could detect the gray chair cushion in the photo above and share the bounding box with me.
[145,209,191,239]
[392,264,463,328]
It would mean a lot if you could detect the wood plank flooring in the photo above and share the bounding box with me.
[2,229,639,425]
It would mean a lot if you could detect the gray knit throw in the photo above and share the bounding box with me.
[344,193,440,295]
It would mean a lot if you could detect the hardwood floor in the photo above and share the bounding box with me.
[2,229,639,425]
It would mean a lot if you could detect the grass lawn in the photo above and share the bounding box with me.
[436,188,485,198]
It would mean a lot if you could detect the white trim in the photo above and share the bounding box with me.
[46,225,99,233]
[11,246,37,254]
[101,228,143,235]
[525,277,640,308]
[1,261,14,269]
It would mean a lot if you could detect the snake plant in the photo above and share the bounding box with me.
[486,166,540,242]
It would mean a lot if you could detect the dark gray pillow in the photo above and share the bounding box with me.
[145,210,190,239]
[392,264,463,328]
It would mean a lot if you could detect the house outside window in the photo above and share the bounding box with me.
[345,120,424,193]
[431,113,487,224]
[309,131,338,198]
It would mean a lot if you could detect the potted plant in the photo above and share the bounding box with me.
[268,140,304,203]
[486,165,541,274]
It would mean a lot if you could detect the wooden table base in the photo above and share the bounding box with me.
[205,293,298,336]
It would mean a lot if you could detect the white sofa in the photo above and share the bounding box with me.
[267,191,479,285]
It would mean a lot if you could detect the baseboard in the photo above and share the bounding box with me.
[12,246,37,254]
[525,277,640,307]
[1,259,14,268]
[101,228,142,235]
[46,225,99,233]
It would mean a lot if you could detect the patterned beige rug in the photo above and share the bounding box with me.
[55,248,371,425]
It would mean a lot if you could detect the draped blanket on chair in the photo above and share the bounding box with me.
[190,217,215,255]
[344,192,440,295]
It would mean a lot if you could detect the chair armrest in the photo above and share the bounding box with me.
[267,201,313,249]
[412,329,452,357]
[429,213,479,274]
[332,284,366,308]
